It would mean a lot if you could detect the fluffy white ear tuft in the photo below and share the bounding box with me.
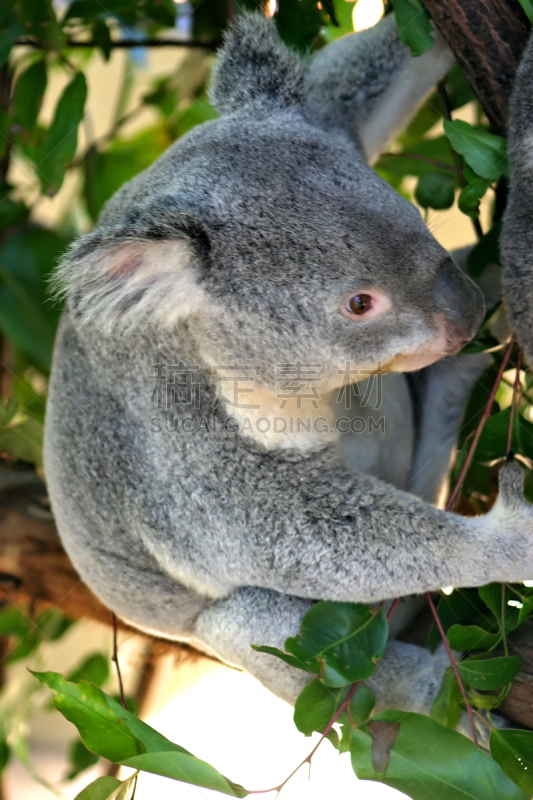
[54,238,206,333]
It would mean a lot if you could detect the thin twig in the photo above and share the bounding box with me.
[378,151,461,174]
[387,597,400,621]
[14,37,219,51]
[446,336,515,511]
[111,612,128,710]
[426,593,478,746]
[249,681,360,795]
[501,584,509,658]
[507,348,522,456]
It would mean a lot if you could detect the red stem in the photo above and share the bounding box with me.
[249,681,360,795]
[426,593,478,746]
[387,597,400,621]
[507,349,522,457]
[446,337,515,511]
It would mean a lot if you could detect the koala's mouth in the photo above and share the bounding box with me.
[389,317,474,372]
[390,350,452,372]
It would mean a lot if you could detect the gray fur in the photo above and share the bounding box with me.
[45,15,533,724]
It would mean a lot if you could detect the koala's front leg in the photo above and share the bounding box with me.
[221,459,533,603]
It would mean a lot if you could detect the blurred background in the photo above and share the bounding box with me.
[0,0,507,797]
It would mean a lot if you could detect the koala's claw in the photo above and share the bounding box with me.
[498,461,527,511]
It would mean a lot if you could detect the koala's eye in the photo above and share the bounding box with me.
[339,289,392,322]
[347,294,372,315]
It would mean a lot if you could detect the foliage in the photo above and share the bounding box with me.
[0,1,531,799]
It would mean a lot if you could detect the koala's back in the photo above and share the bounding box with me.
[44,313,212,637]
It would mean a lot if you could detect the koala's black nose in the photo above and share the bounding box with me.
[432,259,485,339]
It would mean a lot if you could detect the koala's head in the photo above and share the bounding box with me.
[58,15,484,393]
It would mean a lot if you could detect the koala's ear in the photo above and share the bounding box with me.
[209,13,306,114]
[54,229,208,333]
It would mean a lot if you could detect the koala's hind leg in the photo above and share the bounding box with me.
[194,587,451,717]
[406,353,491,504]
[194,587,314,703]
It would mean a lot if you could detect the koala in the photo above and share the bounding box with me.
[44,13,533,719]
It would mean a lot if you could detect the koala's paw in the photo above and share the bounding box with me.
[487,461,533,582]
[498,460,528,510]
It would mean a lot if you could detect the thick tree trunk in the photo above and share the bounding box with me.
[424,0,530,134]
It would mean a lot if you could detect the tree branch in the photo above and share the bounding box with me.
[423,0,530,134]
[14,37,219,51]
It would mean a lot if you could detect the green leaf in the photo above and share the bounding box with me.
[92,19,112,61]
[37,609,73,642]
[17,0,65,49]
[459,164,491,218]
[0,606,71,664]
[517,0,533,24]
[0,191,28,232]
[478,583,522,634]
[74,776,122,800]
[31,671,247,797]
[427,589,489,652]
[468,688,505,711]
[67,654,110,688]
[447,624,501,651]
[415,173,455,210]
[251,644,320,675]
[67,738,100,780]
[285,602,388,687]
[65,0,174,26]
[475,410,515,462]
[0,226,65,367]
[83,125,171,221]
[0,417,43,467]
[351,710,527,800]
[0,740,10,774]
[0,604,31,637]
[12,59,47,133]
[338,684,376,753]
[37,72,87,195]
[376,136,457,178]
[457,655,522,690]
[445,63,476,110]
[293,679,342,736]
[190,0,228,42]
[322,0,355,39]
[444,119,509,181]
[430,668,462,729]
[0,8,23,66]
[274,0,323,51]
[174,95,218,138]
[114,773,138,800]
[491,729,533,797]
[390,0,435,57]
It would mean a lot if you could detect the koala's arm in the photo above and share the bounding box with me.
[502,31,533,366]
[305,14,454,162]
[188,448,532,604]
